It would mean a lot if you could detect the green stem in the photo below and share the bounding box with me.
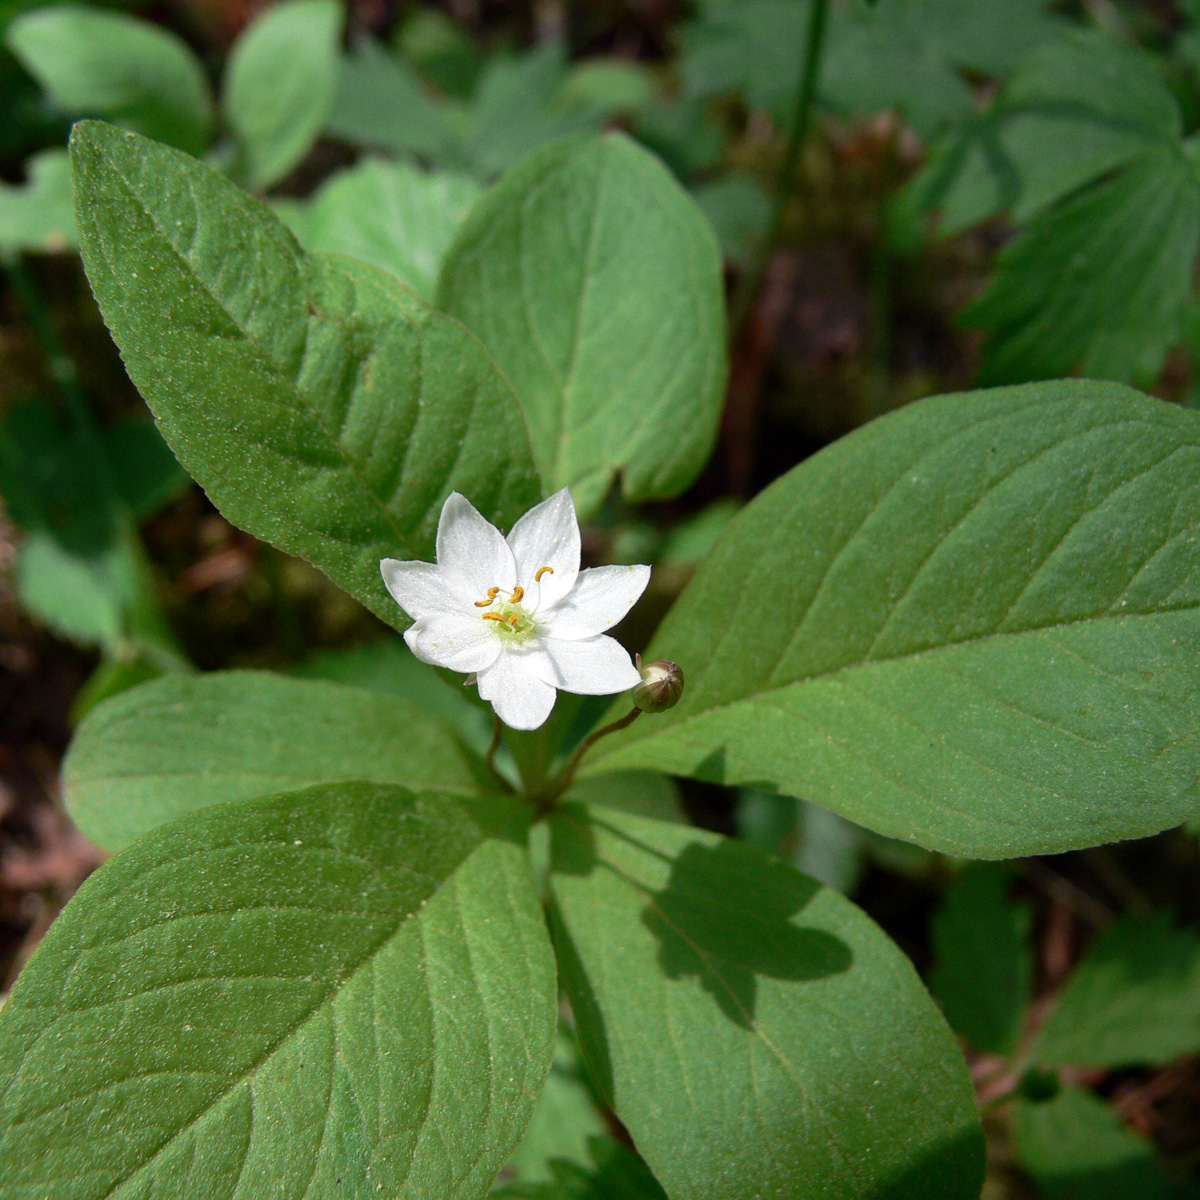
[728,0,831,340]
[534,707,642,814]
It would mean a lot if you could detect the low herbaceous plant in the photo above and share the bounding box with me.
[1,120,1199,1200]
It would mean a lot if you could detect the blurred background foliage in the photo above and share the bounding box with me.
[4,1,1200,1196]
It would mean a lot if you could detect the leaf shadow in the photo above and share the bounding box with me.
[639,836,852,1028]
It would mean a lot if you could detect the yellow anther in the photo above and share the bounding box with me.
[506,613,519,627]
[509,586,525,604]
[474,587,500,608]
[482,611,508,623]
[535,566,554,582]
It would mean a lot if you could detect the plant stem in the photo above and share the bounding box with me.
[728,0,831,340]
[535,707,642,813]
[485,712,511,792]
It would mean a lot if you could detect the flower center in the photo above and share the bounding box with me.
[475,570,553,645]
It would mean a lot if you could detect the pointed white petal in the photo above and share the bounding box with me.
[506,487,580,608]
[541,634,641,695]
[477,650,558,730]
[380,559,473,621]
[541,564,651,639]
[436,492,516,597]
[404,613,502,673]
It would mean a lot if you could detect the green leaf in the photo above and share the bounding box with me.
[1031,912,1200,1068]
[586,380,1200,858]
[1015,1086,1172,1200]
[495,1137,667,1200]
[0,783,557,1200]
[548,805,984,1200]
[301,157,481,298]
[6,5,213,154]
[963,144,1200,386]
[103,416,190,519]
[325,36,462,162]
[930,864,1032,1054]
[0,398,141,649]
[223,0,341,189]
[71,121,541,629]
[736,792,868,893]
[467,43,606,179]
[291,638,493,752]
[559,60,656,116]
[692,174,771,265]
[500,1028,607,1186]
[437,133,726,517]
[16,528,129,645]
[909,32,1182,236]
[0,148,75,254]
[565,770,684,824]
[63,670,489,851]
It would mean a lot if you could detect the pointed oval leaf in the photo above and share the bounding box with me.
[63,671,489,851]
[70,121,541,629]
[1030,912,1200,1068]
[0,783,557,1200]
[548,805,984,1200]
[223,0,341,190]
[437,133,726,516]
[587,380,1200,857]
[302,158,481,297]
[6,5,214,155]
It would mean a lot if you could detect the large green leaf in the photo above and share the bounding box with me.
[437,133,726,517]
[0,783,557,1200]
[1015,1086,1172,1200]
[930,864,1032,1054]
[6,5,213,155]
[71,121,541,629]
[63,671,489,851]
[586,381,1200,858]
[222,0,342,189]
[548,805,984,1200]
[301,157,481,298]
[1030,912,1200,1068]
[963,145,1200,386]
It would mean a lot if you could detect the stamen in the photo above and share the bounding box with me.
[506,613,519,627]
[482,612,508,623]
[509,586,525,603]
[535,566,554,582]
[474,587,501,608]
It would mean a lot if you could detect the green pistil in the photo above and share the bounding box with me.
[486,602,537,643]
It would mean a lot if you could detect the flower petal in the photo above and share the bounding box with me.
[506,487,580,609]
[380,559,473,621]
[541,564,651,639]
[541,634,641,695]
[477,650,558,730]
[404,613,502,673]
[436,492,516,597]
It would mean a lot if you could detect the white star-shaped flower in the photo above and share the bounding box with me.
[381,488,650,731]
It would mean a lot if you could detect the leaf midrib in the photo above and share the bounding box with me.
[100,144,410,551]
[27,830,484,1200]
[588,602,1198,769]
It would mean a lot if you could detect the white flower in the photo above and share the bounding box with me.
[381,488,650,731]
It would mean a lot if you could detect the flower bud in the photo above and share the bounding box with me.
[632,658,684,713]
